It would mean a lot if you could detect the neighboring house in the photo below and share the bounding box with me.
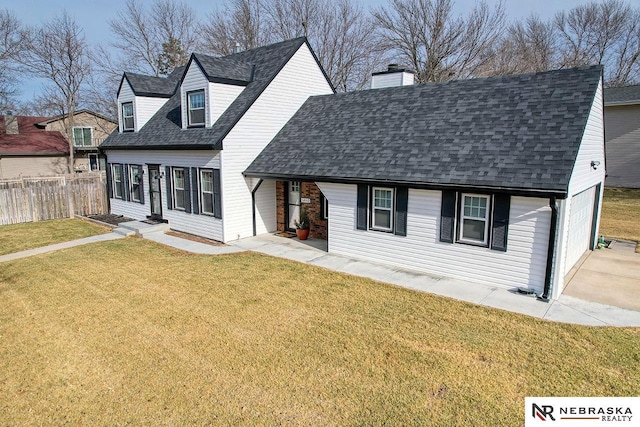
[603,85,640,188]
[245,65,605,301]
[100,38,334,243]
[38,110,117,173]
[101,36,605,301]
[0,114,69,179]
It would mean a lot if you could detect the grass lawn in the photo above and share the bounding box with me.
[1,239,639,425]
[0,218,109,256]
[600,188,640,252]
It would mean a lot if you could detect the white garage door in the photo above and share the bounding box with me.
[565,187,596,274]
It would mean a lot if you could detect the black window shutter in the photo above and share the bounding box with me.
[356,184,368,230]
[319,193,325,220]
[394,186,409,236]
[191,167,200,214]
[440,190,456,243]
[138,165,145,205]
[106,163,113,199]
[119,163,126,201]
[123,164,130,202]
[491,194,511,252]
[183,167,192,213]
[165,166,173,210]
[213,169,222,219]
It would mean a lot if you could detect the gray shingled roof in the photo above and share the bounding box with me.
[245,65,603,195]
[103,38,310,150]
[121,67,183,98]
[193,54,253,84]
[604,84,640,105]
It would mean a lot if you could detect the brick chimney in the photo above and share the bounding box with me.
[370,64,415,89]
[4,111,19,134]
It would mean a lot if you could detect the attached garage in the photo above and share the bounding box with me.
[565,186,597,274]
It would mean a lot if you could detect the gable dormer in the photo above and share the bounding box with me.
[117,72,177,133]
[179,54,251,129]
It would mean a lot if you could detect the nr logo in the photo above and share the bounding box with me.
[533,403,556,421]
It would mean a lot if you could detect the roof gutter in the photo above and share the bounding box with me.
[540,196,559,301]
[242,171,568,199]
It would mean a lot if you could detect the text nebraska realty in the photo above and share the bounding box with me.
[536,403,633,422]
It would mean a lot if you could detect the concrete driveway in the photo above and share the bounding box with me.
[563,241,640,311]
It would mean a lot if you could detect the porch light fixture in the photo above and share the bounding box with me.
[590,160,601,170]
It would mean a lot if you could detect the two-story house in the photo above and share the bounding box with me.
[102,37,606,301]
[100,37,334,242]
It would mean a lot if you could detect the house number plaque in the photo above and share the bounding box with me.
[301,198,311,204]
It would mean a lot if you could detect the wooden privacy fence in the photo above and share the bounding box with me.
[0,172,108,225]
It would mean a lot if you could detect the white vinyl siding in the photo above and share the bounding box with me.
[604,104,640,187]
[220,43,333,241]
[551,79,606,298]
[106,150,223,242]
[135,96,169,131]
[254,179,277,235]
[318,183,551,294]
[370,71,415,89]
[210,82,245,126]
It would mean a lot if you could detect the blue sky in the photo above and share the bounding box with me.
[8,0,631,99]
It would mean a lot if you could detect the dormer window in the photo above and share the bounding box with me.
[122,102,134,131]
[187,90,205,126]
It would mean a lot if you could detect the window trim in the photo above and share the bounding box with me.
[187,89,205,127]
[172,167,186,211]
[130,165,142,203]
[457,193,491,246]
[370,186,394,232]
[121,102,134,131]
[112,164,123,199]
[72,126,93,147]
[199,168,215,216]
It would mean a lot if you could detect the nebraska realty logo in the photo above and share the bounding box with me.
[525,398,639,426]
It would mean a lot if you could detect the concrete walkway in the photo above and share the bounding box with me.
[3,221,639,326]
[0,232,124,263]
[227,234,640,327]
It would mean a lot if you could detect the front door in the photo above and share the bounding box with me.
[287,181,301,230]
[148,164,163,219]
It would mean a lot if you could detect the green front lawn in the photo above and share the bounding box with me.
[600,188,640,252]
[1,238,638,425]
[0,218,109,256]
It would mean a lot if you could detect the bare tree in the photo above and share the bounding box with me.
[554,0,640,85]
[265,0,379,91]
[198,0,272,56]
[110,0,197,76]
[372,0,506,83]
[0,10,27,112]
[23,12,90,173]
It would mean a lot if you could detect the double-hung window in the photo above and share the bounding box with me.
[130,165,142,202]
[73,127,93,147]
[122,102,134,131]
[188,90,205,126]
[459,194,490,245]
[200,169,214,215]
[112,164,123,199]
[371,187,394,231]
[172,168,186,210]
